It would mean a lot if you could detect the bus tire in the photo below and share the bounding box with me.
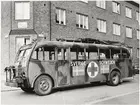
[34,75,52,96]
[108,71,120,86]
[21,87,34,93]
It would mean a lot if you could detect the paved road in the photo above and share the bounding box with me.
[1,75,139,105]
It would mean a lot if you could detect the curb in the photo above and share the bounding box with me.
[1,89,20,92]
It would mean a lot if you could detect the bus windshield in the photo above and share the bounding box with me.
[16,49,32,65]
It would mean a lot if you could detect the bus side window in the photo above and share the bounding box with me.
[71,48,77,60]
[58,49,63,60]
[58,49,68,60]
[113,54,119,59]
[32,50,37,59]
[38,47,44,61]
[71,47,85,60]
[100,49,110,59]
[78,48,85,60]
[44,46,55,60]
[86,47,98,60]
[111,49,120,59]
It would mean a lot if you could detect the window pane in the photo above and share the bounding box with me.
[96,1,105,9]
[76,14,88,29]
[15,2,30,20]
[113,23,120,35]
[25,38,30,45]
[137,49,139,58]
[23,2,30,19]
[38,48,44,61]
[56,9,59,23]
[126,27,132,38]
[56,8,66,25]
[97,19,106,33]
[136,11,139,21]
[126,7,132,18]
[137,30,139,39]
[16,38,24,52]
[112,2,120,14]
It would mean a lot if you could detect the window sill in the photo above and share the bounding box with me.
[76,27,89,31]
[97,31,106,34]
[112,11,120,15]
[79,1,88,4]
[96,6,106,10]
[113,34,121,36]
[125,16,132,19]
[15,19,30,21]
[56,23,66,26]
[126,36,133,39]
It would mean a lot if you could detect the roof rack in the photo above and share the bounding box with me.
[56,38,128,47]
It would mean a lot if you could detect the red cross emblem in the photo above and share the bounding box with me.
[87,62,99,78]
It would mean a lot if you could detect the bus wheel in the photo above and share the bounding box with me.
[21,87,34,93]
[34,75,52,96]
[108,71,120,86]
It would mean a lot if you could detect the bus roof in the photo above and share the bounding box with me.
[36,39,129,51]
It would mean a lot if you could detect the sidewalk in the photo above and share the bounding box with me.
[1,74,20,92]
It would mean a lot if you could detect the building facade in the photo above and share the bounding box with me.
[1,1,139,73]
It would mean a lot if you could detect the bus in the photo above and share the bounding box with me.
[5,38,135,96]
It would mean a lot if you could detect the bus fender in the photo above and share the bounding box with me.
[107,68,122,81]
[31,73,55,88]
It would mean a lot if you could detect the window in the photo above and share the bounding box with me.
[76,14,88,29]
[97,19,106,33]
[56,8,66,25]
[126,27,132,38]
[15,2,30,20]
[111,49,121,59]
[126,7,132,18]
[137,48,139,58]
[96,1,106,9]
[32,46,55,61]
[86,47,98,60]
[136,11,139,21]
[137,30,139,40]
[71,47,85,60]
[112,2,120,14]
[16,37,30,52]
[58,49,68,60]
[99,49,110,59]
[113,23,120,35]
[79,0,88,3]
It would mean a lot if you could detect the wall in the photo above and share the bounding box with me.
[1,1,11,72]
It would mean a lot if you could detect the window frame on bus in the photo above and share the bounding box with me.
[31,45,56,61]
[70,46,86,61]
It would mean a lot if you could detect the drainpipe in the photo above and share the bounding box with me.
[49,1,51,41]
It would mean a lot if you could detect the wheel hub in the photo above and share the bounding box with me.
[40,80,49,91]
[112,74,119,84]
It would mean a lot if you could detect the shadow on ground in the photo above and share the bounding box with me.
[20,80,133,96]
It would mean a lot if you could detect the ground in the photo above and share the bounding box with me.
[1,74,139,105]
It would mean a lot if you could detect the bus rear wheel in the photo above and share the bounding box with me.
[34,75,53,96]
[108,71,120,86]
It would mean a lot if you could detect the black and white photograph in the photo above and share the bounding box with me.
[1,0,139,104]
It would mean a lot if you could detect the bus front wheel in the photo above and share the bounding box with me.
[108,71,120,86]
[34,75,53,96]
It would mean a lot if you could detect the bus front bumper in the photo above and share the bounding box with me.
[4,66,24,87]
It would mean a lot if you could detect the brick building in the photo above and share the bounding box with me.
[1,1,139,72]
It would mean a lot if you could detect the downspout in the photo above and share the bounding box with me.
[49,1,51,41]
